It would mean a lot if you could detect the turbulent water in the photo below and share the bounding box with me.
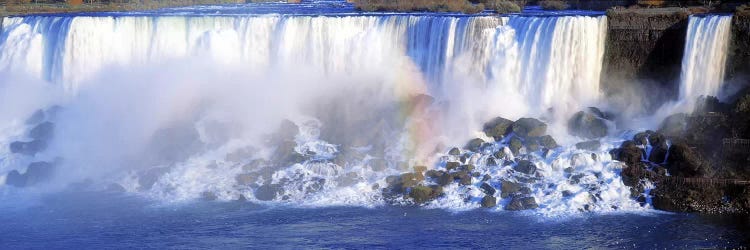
[0,1,736,220]
[679,15,732,104]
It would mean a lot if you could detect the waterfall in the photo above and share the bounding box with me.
[0,13,626,213]
[679,15,732,103]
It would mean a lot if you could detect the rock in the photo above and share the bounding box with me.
[576,140,601,151]
[481,195,497,208]
[539,135,558,149]
[448,147,461,156]
[425,170,444,178]
[482,174,491,182]
[659,113,688,137]
[460,164,475,172]
[511,118,547,138]
[201,191,218,201]
[647,133,669,163]
[138,167,171,191]
[500,181,521,198]
[509,137,523,155]
[568,110,608,139]
[486,157,498,166]
[465,138,485,152]
[25,109,45,125]
[526,140,540,152]
[9,140,47,156]
[413,166,428,173]
[515,160,536,175]
[29,122,54,141]
[506,196,538,211]
[437,173,454,186]
[666,141,705,177]
[409,185,443,204]
[483,117,513,140]
[446,162,460,171]
[615,141,643,167]
[255,184,283,201]
[23,161,54,186]
[494,149,506,159]
[458,173,472,186]
[480,182,496,195]
[5,170,25,187]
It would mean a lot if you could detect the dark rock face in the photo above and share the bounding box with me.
[483,117,513,140]
[729,15,750,79]
[539,135,558,149]
[515,160,537,175]
[613,141,643,167]
[409,185,443,204]
[506,196,538,211]
[480,182,496,195]
[500,181,522,198]
[465,138,485,152]
[659,113,688,137]
[665,142,706,177]
[576,140,601,151]
[255,184,283,201]
[481,195,497,208]
[5,161,55,188]
[568,109,608,139]
[511,118,547,138]
[603,10,689,101]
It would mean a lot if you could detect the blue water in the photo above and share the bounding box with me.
[0,191,747,248]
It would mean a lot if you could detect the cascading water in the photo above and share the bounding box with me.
[679,15,732,104]
[0,12,637,214]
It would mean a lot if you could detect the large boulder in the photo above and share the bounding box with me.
[4,161,55,187]
[500,180,522,198]
[480,182,496,195]
[254,184,283,201]
[481,195,497,208]
[483,117,514,140]
[614,141,643,167]
[515,160,537,175]
[28,122,54,141]
[506,196,538,210]
[465,138,485,152]
[568,109,608,139]
[511,118,547,138]
[539,135,558,149]
[509,137,523,155]
[409,185,443,204]
[659,113,688,137]
[9,140,47,156]
[665,141,706,177]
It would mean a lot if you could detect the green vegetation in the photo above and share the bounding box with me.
[738,4,750,17]
[539,0,567,10]
[477,0,522,14]
[353,0,485,13]
[352,0,524,14]
[0,0,257,16]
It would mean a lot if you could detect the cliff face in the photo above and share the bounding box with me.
[729,15,750,79]
[602,10,689,100]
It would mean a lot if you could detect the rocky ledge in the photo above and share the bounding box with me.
[613,88,750,213]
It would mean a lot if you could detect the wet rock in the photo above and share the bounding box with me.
[659,113,688,137]
[509,137,523,155]
[409,185,443,204]
[614,141,643,167]
[511,118,547,138]
[460,164,475,172]
[539,135,558,149]
[255,184,283,201]
[480,182,496,195]
[515,160,536,175]
[494,149,506,159]
[25,109,45,125]
[500,181,521,198]
[448,147,461,156]
[666,141,705,177]
[413,166,428,173]
[576,140,601,151]
[425,170,444,179]
[5,161,55,187]
[568,109,608,139]
[483,117,513,140]
[457,172,472,186]
[482,174,491,182]
[446,162,460,171]
[647,133,669,163]
[506,196,538,211]
[201,191,218,201]
[138,166,171,191]
[465,138,485,152]
[28,122,54,141]
[481,195,497,208]
[486,157,498,166]
[437,173,454,186]
[9,140,47,156]
[526,140,541,152]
